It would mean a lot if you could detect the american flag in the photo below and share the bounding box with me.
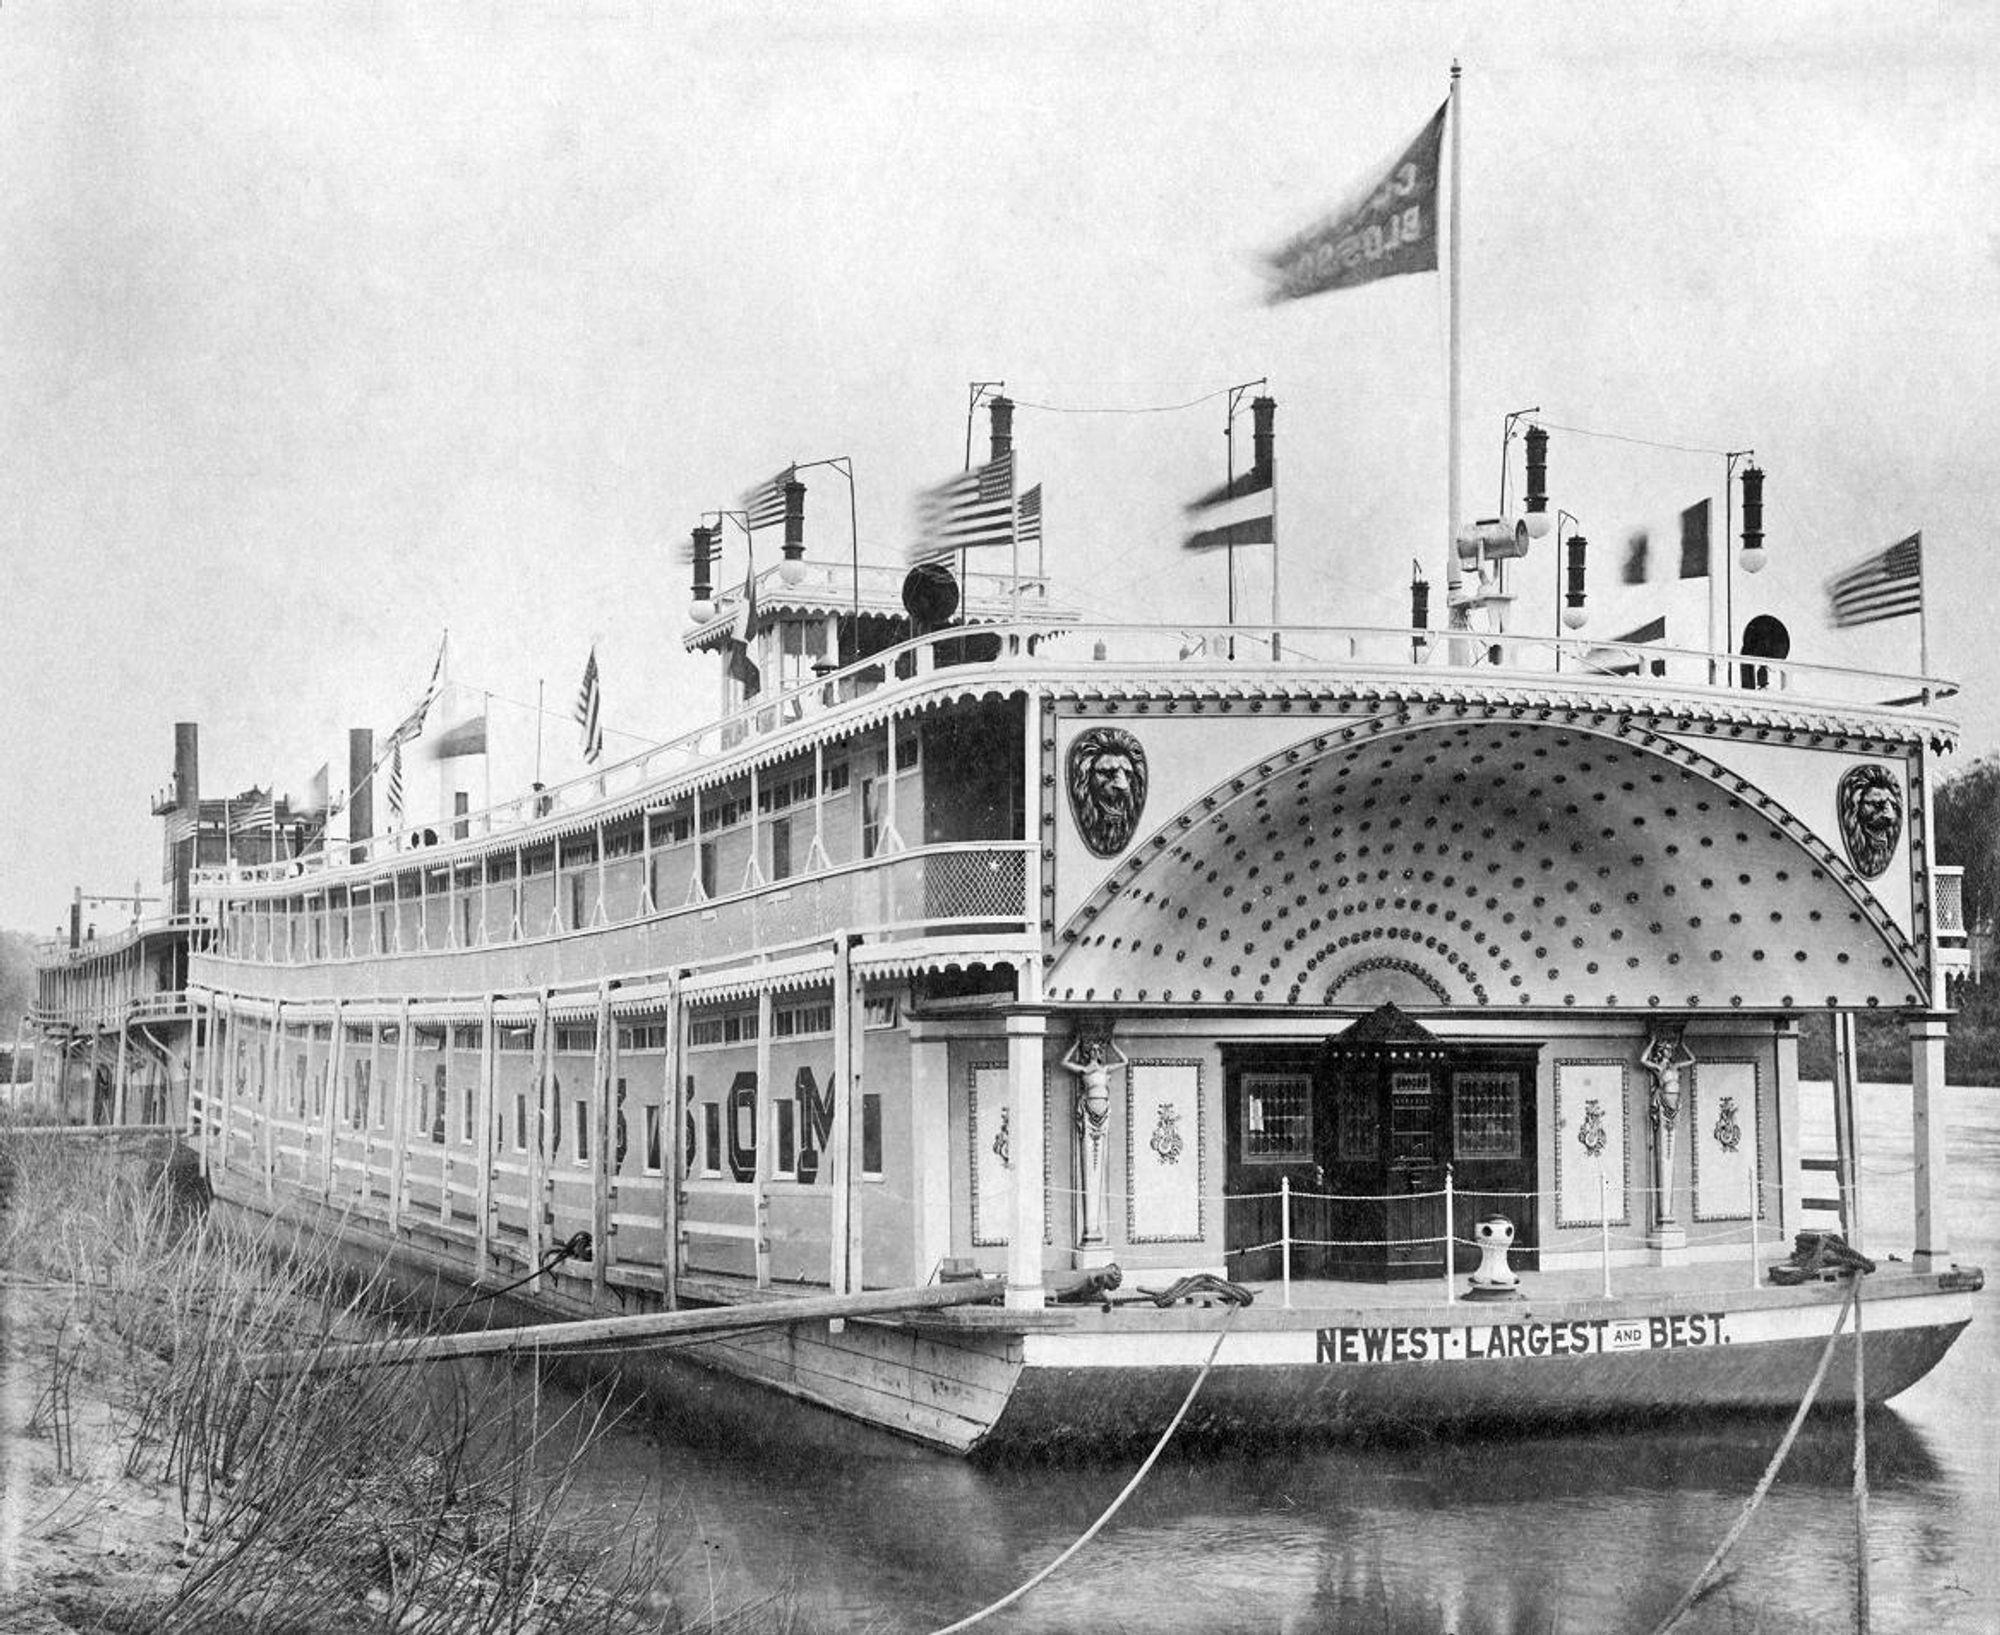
[740,466,795,531]
[575,645,603,765]
[230,792,275,834]
[387,742,404,824]
[1016,483,1043,550]
[910,450,1015,564]
[390,634,448,747]
[1827,533,1923,628]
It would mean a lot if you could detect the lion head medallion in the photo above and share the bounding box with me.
[1836,764,1902,880]
[1067,726,1148,858]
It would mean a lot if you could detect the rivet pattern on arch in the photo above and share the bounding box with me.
[1045,715,1926,1012]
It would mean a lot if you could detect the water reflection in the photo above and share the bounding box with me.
[551,1083,1997,1634]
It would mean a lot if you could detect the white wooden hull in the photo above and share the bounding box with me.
[209,1170,1976,1457]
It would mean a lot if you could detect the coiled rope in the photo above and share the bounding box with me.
[1648,1276,1863,1635]
[927,1306,1241,1635]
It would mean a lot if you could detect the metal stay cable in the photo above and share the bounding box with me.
[1648,1276,1863,1635]
[927,1305,1243,1635]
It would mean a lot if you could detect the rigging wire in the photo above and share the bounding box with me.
[927,1304,1243,1634]
[1532,419,1739,458]
[1008,385,1238,416]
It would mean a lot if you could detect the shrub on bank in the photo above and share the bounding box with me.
[0,1130,695,1633]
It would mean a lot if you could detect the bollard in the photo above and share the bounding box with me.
[1280,1174,1292,1310]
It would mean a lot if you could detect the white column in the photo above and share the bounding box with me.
[909,1033,952,1283]
[829,937,854,1293]
[1909,1012,1951,1265]
[1005,1010,1048,1310]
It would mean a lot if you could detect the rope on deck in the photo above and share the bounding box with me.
[1648,1275,1864,1635]
[927,1306,1241,1635]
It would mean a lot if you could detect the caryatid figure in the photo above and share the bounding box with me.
[1062,1026,1128,1259]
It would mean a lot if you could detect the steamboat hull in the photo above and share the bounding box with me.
[210,1171,1977,1457]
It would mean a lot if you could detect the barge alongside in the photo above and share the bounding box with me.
[38,411,1983,1454]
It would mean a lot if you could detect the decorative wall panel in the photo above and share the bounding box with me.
[1126,1060,1203,1243]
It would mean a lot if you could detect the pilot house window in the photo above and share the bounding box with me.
[1241,1073,1311,1162]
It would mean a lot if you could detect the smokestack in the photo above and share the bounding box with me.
[347,728,375,861]
[780,478,807,584]
[170,723,200,914]
[988,396,1014,463]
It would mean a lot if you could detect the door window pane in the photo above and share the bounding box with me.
[1452,1071,1522,1159]
[1241,1073,1312,1162]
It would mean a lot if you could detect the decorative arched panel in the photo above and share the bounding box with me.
[1046,713,1926,1012]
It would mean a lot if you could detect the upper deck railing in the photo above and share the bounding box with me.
[192,619,1957,894]
[34,913,211,966]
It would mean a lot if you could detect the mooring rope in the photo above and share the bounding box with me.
[927,1305,1241,1635]
[1648,1276,1863,1635]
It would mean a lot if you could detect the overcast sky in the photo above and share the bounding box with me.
[3,2,1996,939]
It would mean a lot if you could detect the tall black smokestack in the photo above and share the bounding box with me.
[170,723,200,914]
[347,728,374,862]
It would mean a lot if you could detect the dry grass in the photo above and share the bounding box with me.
[0,1127,734,1633]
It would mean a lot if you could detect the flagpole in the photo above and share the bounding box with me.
[1917,531,1930,698]
[1446,61,1464,625]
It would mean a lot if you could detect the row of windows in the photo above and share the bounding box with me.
[287,997,899,1066]
[220,766,917,963]
[1241,1071,1525,1164]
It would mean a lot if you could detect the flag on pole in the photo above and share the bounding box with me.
[230,791,275,834]
[1016,484,1043,551]
[1827,533,1923,628]
[909,450,1015,564]
[432,711,488,758]
[1264,101,1449,302]
[390,633,448,747]
[1184,454,1274,553]
[387,742,404,824]
[1620,500,1713,583]
[575,646,603,764]
[1587,614,1668,676]
[740,466,795,531]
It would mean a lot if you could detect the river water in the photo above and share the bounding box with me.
[556,1082,1998,1635]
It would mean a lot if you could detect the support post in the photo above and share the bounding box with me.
[1832,1011,1862,1247]
[829,936,854,1294]
[530,994,550,1271]
[322,1001,345,1197]
[474,994,496,1282]
[1442,1164,1456,1304]
[663,978,685,1308]
[1280,1174,1293,1310]
[389,1000,412,1234]
[263,1002,282,1197]
[1748,1147,1761,1288]
[1852,1273,1871,1632]
[1908,1012,1950,1266]
[1599,1169,1613,1298]
[846,952,867,1292]
[114,1024,130,1126]
[589,987,613,1303]
[1004,1010,1048,1310]
[754,987,774,1290]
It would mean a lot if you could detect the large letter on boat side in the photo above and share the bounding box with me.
[726,1070,758,1184]
[795,1065,836,1185]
